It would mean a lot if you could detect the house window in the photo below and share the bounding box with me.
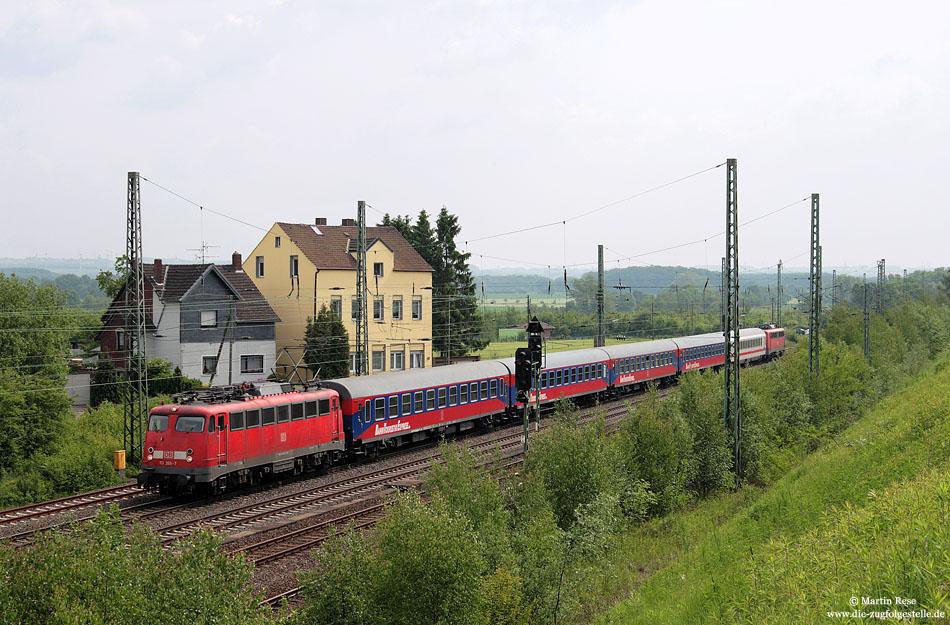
[349,353,357,374]
[275,236,281,248]
[392,296,403,320]
[351,296,360,321]
[200,310,217,328]
[412,296,423,320]
[330,296,342,319]
[115,329,125,349]
[373,297,384,321]
[409,350,424,369]
[374,262,384,277]
[290,255,298,278]
[241,355,264,374]
[372,349,385,372]
[390,350,404,371]
[202,356,217,375]
[255,256,264,278]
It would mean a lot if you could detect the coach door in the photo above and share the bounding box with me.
[331,397,341,441]
[214,413,227,465]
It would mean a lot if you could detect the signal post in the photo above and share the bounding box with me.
[515,317,545,454]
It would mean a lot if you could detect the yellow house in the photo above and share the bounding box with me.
[246,218,434,377]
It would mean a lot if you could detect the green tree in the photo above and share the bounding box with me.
[90,357,123,407]
[304,304,350,379]
[95,254,130,298]
[0,274,71,471]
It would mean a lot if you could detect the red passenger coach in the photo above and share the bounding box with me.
[138,383,345,495]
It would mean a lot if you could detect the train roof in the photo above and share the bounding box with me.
[671,327,765,349]
[599,339,679,360]
[322,360,513,399]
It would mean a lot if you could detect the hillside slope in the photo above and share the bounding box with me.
[600,355,950,624]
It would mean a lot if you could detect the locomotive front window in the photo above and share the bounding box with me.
[147,414,168,432]
[174,416,206,433]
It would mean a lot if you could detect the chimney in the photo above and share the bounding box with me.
[232,251,243,272]
[315,217,327,226]
[341,218,355,226]
[153,259,164,284]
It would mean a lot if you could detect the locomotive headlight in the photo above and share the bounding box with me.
[186,456,193,463]
[147,454,153,461]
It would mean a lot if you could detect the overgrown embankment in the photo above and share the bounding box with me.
[600,353,950,624]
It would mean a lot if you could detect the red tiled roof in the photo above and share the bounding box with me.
[277,224,433,273]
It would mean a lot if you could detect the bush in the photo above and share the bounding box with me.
[678,372,734,496]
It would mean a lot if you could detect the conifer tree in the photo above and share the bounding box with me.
[303,304,350,379]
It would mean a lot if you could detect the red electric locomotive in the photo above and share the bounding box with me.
[138,382,345,495]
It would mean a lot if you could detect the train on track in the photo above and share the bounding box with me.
[138,325,786,495]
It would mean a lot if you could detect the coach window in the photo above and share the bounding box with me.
[426,389,436,410]
[479,381,487,400]
[460,384,468,403]
[291,403,304,421]
[319,398,331,416]
[305,401,317,418]
[262,407,275,426]
[230,411,245,431]
[375,397,386,421]
[246,409,260,428]
[438,388,447,408]
[277,405,290,423]
[414,391,423,412]
[470,382,478,400]
[402,393,411,415]
[389,395,398,417]
[490,379,498,397]
[449,386,458,406]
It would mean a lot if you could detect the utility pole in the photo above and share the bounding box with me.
[808,193,820,375]
[227,296,235,385]
[721,256,727,332]
[124,172,148,462]
[877,259,886,314]
[832,269,838,308]
[776,260,783,327]
[723,158,740,481]
[863,274,870,364]
[595,244,605,347]
[355,201,369,376]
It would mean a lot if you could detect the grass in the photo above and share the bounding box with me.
[595,354,950,624]
[475,337,643,360]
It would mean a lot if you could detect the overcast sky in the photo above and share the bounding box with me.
[2,0,948,275]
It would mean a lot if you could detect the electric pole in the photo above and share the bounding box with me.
[776,260,783,327]
[595,244,605,347]
[863,274,870,364]
[721,256,727,332]
[355,201,369,376]
[808,193,820,375]
[723,158,740,481]
[124,172,148,462]
[832,269,838,308]
[877,259,886,314]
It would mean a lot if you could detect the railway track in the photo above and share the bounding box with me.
[0,482,146,528]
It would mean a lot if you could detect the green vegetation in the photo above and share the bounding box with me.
[0,507,273,624]
[297,297,950,624]
[304,304,350,379]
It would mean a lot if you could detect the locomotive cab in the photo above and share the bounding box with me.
[139,405,223,496]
